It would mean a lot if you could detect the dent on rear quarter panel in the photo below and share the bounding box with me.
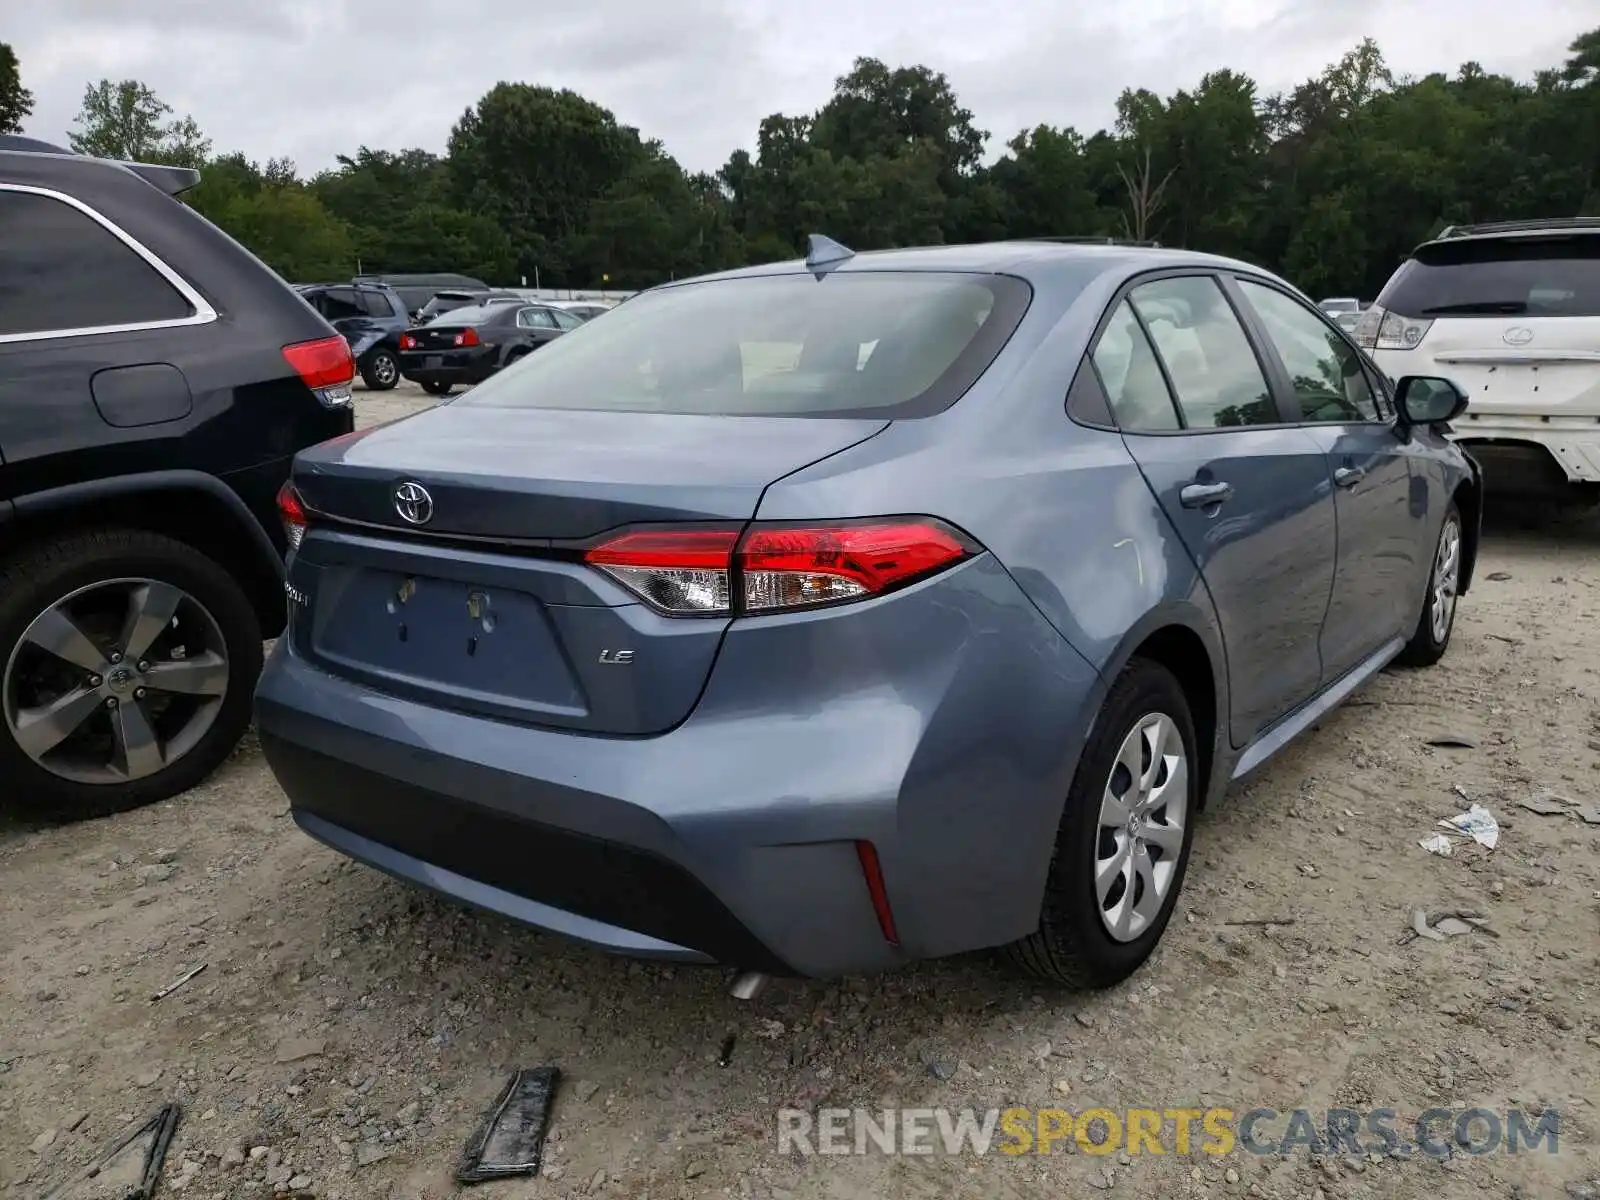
[741,263,1231,942]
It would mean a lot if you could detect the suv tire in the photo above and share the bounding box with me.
[1004,658,1198,988]
[0,528,263,820]
[360,348,400,391]
[422,380,454,397]
[1394,503,1462,668]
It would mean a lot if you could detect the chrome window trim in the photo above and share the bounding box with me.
[0,182,219,345]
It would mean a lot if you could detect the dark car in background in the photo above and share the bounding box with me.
[355,272,489,318]
[0,136,354,819]
[296,281,410,390]
[398,302,581,395]
[414,290,524,324]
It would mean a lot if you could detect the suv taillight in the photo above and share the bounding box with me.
[1354,304,1433,351]
[583,519,977,616]
[276,481,308,550]
[282,335,355,407]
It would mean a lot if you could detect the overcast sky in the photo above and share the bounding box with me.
[8,0,1593,177]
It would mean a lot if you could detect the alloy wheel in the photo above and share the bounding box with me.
[1430,516,1461,645]
[3,578,230,785]
[1095,712,1189,943]
[373,353,398,386]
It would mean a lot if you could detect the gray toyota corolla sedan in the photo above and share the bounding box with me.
[256,236,1480,988]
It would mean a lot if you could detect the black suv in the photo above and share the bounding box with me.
[296,281,410,391]
[0,137,354,818]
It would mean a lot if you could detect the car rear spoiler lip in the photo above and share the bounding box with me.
[124,161,202,196]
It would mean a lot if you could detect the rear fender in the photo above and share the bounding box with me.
[1086,600,1232,811]
[348,331,389,359]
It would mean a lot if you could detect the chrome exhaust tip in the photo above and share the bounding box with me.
[728,970,769,1001]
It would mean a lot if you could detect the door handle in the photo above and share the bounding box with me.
[1179,481,1234,508]
[1334,466,1366,489]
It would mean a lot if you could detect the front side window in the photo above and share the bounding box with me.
[0,189,193,337]
[455,272,1031,418]
[1238,280,1380,423]
[1129,276,1278,428]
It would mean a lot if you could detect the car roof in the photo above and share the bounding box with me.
[1417,217,1600,254]
[670,239,1269,291]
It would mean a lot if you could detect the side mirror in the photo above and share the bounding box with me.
[1395,375,1467,426]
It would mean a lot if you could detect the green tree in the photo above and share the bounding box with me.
[0,42,34,134]
[447,83,647,284]
[68,79,210,165]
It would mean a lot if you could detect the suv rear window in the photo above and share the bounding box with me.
[453,272,1031,418]
[1380,234,1600,318]
[0,189,193,336]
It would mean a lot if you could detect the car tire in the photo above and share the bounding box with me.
[0,529,264,822]
[1394,502,1462,668]
[1003,658,1198,988]
[422,380,454,397]
[360,349,400,391]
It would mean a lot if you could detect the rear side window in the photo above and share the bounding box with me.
[518,307,558,329]
[1129,277,1278,428]
[362,291,396,318]
[454,272,1032,418]
[0,189,193,337]
[1381,236,1600,318]
[1091,301,1180,431]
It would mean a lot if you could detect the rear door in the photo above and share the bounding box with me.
[517,306,563,345]
[1099,274,1336,746]
[1231,276,1422,679]
[1367,232,1600,421]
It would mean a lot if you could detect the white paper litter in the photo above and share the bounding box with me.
[1419,833,1455,856]
[1437,803,1500,850]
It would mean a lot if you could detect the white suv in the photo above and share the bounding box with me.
[1358,219,1600,501]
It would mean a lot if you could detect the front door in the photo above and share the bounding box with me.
[1231,278,1423,679]
[1092,276,1336,747]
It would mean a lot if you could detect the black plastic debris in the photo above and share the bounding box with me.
[456,1067,559,1184]
[44,1102,179,1199]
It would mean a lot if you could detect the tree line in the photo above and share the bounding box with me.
[2,30,1596,298]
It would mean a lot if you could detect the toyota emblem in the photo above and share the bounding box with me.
[1502,327,1534,347]
[393,481,434,525]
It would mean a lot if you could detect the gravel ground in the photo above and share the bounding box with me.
[2,387,1598,1199]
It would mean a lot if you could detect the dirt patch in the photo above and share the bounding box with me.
[2,423,1598,1197]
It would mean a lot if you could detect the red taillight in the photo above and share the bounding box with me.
[581,518,973,616]
[282,335,354,408]
[399,333,417,350]
[276,481,308,551]
[453,327,480,348]
[585,529,738,614]
[740,521,971,611]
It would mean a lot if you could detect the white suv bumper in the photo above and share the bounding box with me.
[1450,415,1600,483]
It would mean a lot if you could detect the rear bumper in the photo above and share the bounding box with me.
[254,555,1102,977]
[399,348,498,386]
[1449,418,1600,489]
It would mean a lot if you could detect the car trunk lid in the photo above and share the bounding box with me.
[286,406,888,734]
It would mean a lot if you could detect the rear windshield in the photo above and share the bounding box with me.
[425,304,499,325]
[1381,235,1600,318]
[451,271,1032,418]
